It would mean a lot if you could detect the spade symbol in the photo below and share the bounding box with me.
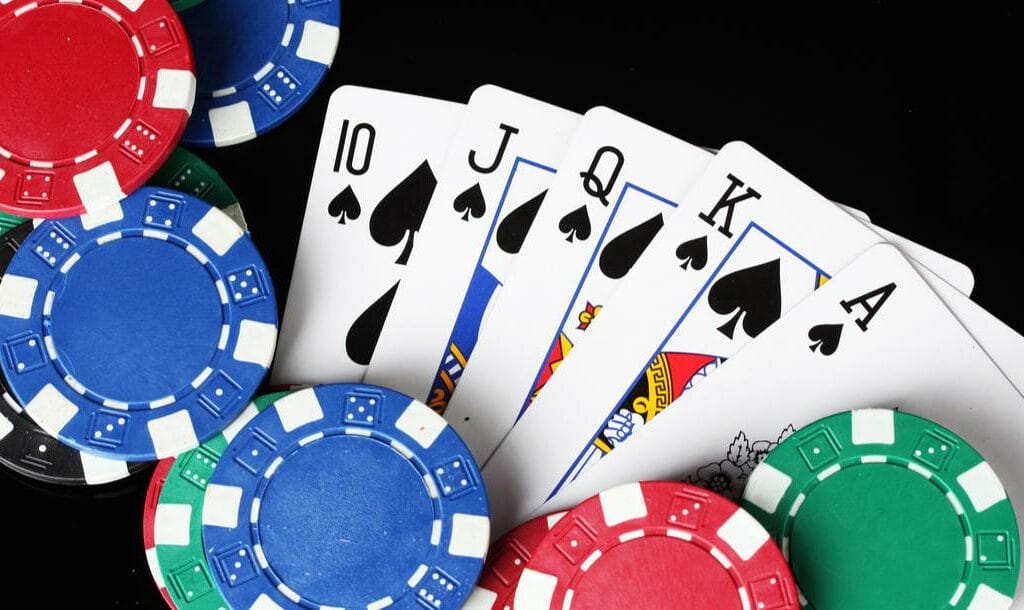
[676,236,708,271]
[327,185,361,224]
[708,259,782,340]
[345,282,400,366]
[453,183,486,221]
[369,161,438,265]
[598,213,665,279]
[808,323,843,356]
[496,190,546,254]
[558,205,592,243]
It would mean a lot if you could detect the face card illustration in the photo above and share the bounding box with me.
[272,86,464,385]
[567,225,829,482]
[482,142,890,533]
[546,245,1024,582]
[445,107,711,461]
[364,85,581,406]
[427,159,558,411]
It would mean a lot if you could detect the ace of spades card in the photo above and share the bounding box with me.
[364,85,581,410]
[544,245,1024,610]
[273,86,464,385]
[445,107,711,462]
[482,141,894,534]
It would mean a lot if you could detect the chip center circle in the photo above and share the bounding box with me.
[257,433,435,608]
[788,463,965,610]
[180,0,289,94]
[571,532,743,609]
[48,235,223,404]
[0,3,141,162]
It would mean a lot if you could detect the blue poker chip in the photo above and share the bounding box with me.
[0,187,278,461]
[179,0,342,147]
[201,384,491,609]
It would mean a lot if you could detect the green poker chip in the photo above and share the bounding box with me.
[0,211,22,236]
[153,391,290,609]
[171,0,205,12]
[148,146,247,229]
[742,408,1019,610]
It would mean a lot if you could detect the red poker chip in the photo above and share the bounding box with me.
[0,0,195,218]
[513,481,798,610]
[143,459,176,609]
[471,511,567,609]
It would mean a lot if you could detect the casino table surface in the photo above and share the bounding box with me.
[0,4,1017,606]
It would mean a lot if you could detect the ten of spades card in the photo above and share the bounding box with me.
[273,86,464,385]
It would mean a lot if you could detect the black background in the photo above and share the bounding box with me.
[1,3,1020,606]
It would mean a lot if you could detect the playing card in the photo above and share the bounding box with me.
[364,86,581,410]
[444,107,971,465]
[539,244,1024,579]
[445,107,711,461]
[836,204,870,222]
[272,86,464,385]
[919,266,1024,395]
[481,141,892,533]
[836,202,973,298]
[870,223,974,295]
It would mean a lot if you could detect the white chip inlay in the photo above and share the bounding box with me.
[273,390,323,432]
[394,399,446,448]
[202,483,242,528]
[449,513,489,558]
[148,409,198,458]
[717,508,770,561]
[154,503,192,546]
[0,273,37,319]
[851,408,895,445]
[598,483,648,526]
[743,462,791,514]
[957,462,1008,512]
[296,20,340,66]
[515,569,559,610]
[233,320,277,368]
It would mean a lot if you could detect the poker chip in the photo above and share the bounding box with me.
[514,481,798,610]
[0,186,278,461]
[179,0,341,147]
[1,145,246,239]
[202,384,490,609]
[467,511,566,609]
[0,222,148,484]
[743,408,1020,610]
[0,0,195,218]
[148,146,247,229]
[144,458,177,609]
[170,0,205,13]
[0,212,22,237]
[154,391,288,610]
[148,147,244,224]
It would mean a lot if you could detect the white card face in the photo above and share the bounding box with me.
[481,141,888,533]
[915,266,1024,396]
[363,86,581,409]
[272,86,464,385]
[544,244,1024,571]
[445,107,712,461]
[870,223,974,296]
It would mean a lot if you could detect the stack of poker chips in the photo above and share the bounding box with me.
[0,0,341,481]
